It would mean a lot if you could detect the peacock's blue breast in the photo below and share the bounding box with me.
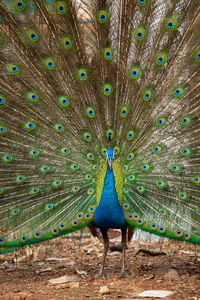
[93,165,127,230]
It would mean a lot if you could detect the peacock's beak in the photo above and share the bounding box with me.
[108,158,113,170]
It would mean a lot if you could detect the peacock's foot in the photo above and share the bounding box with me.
[118,271,127,279]
[93,272,107,280]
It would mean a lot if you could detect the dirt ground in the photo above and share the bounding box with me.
[0,231,199,300]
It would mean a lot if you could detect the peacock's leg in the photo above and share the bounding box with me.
[95,229,109,278]
[119,228,127,278]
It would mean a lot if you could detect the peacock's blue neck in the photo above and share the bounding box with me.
[93,164,127,230]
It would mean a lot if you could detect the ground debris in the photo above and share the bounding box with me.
[138,290,175,298]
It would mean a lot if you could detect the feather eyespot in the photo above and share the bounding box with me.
[58,96,70,108]
[59,222,68,230]
[0,126,7,135]
[28,149,40,157]
[51,180,62,188]
[196,208,200,215]
[70,164,79,171]
[136,218,143,225]
[156,180,166,188]
[21,236,27,242]
[183,232,191,240]
[44,57,56,71]
[126,129,135,141]
[134,26,146,41]
[0,187,4,195]
[128,174,136,182]
[83,132,93,142]
[52,228,59,235]
[192,176,200,184]
[101,147,108,156]
[150,223,157,230]
[156,117,167,127]
[34,231,43,239]
[26,92,39,103]
[40,165,50,173]
[89,206,96,212]
[157,226,165,233]
[85,174,92,180]
[92,165,98,171]
[127,152,135,161]
[137,185,146,193]
[87,188,94,195]
[172,86,184,98]
[170,164,181,172]
[194,49,200,62]
[124,187,129,193]
[60,147,71,155]
[27,29,39,42]
[15,175,25,183]
[152,145,162,154]
[179,116,191,126]
[0,95,6,106]
[123,165,129,171]
[155,52,166,66]
[24,121,36,131]
[174,229,183,237]
[106,128,114,140]
[142,89,153,101]
[103,47,113,60]
[180,147,191,157]
[123,203,129,210]
[29,187,39,195]
[178,192,188,200]
[45,203,54,211]
[11,208,20,216]
[0,237,6,245]
[53,123,65,132]
[71,186,80,193]
[86,153,94,161]
[102,83,112,96]
[7,64,20,75]
[55,1,67,15]
[77,68,87,81]
[97,10,109,23]
[14,0,26,10]
[119,105,130,118]
[85,106,96,118]
[137,0,148,7]
[165,16,177,31]
[113,146,121,155]
[2,154,13,163]
[159,209,167,216]
[61,36,73,49]
[141,164,151,171]
[129,66,140,79]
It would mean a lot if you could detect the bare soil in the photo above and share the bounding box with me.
[0,233,199,300]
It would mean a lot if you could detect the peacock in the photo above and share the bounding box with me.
[0,0,200,278]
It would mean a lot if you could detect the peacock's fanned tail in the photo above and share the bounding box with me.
[0,0,200,253]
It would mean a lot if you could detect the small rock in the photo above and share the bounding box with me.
[49,275,81,285]
[100,286,110,295]
[163,268,180,281]
[36,267,52,274]
[75,269,87,275]
[45,257,68,262]
[138,290,175,298]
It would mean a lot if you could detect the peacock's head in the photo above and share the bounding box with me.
[106,148,114,170]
